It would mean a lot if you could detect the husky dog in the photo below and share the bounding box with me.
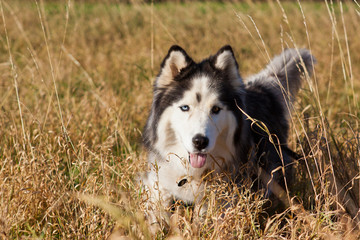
[141,45,315,228]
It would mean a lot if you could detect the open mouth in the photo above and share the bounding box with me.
[189,153,207,168]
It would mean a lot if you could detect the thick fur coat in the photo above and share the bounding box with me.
[141,45,315,229]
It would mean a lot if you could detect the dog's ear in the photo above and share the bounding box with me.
[212,45,243,88]
[156,45,194,88]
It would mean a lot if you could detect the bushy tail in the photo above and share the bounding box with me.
[246,48,316,102]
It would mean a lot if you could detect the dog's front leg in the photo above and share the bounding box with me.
[142,178,173,235]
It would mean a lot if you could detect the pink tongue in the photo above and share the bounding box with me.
[189,153,207,168]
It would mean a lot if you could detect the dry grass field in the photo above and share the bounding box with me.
[1,0,360,239]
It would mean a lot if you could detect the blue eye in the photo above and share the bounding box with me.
[180,105,190,112]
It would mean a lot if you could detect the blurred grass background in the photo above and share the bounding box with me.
[0,0,359,239]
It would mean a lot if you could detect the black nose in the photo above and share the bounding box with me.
[192,134,209,151]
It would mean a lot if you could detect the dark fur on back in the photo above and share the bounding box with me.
[244,49,315,208]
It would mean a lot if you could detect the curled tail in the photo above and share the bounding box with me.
[246,48,316,103]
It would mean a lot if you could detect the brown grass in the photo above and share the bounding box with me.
[0,0,359,239]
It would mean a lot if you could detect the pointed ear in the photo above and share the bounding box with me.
[212,45,243,87]
[156,45,193,88]
[213,45,238,70]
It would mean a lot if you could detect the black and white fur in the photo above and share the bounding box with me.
[141,45,315,229]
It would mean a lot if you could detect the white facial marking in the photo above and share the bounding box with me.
[171,75,229,154]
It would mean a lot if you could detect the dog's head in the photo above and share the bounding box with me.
[143,45,245,168]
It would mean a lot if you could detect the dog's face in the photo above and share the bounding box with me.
[170,75,231,168]
[144,45,245,169]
